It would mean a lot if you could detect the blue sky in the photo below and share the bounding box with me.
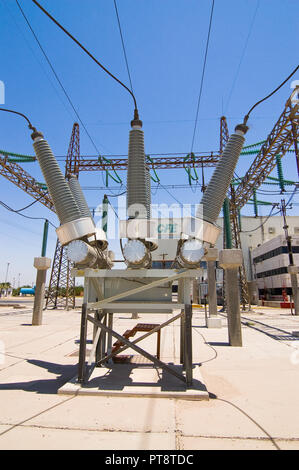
[0,0,298,285]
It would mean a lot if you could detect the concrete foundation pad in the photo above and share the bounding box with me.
[207,317,222,328]
[58,363,209,400]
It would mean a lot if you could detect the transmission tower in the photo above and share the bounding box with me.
[45,123,80,309]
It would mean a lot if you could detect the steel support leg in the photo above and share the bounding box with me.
[78,303,88,383]
[180,312,185,366]
[184,304,193,387]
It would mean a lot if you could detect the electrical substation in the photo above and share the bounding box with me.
[0,1,299,448]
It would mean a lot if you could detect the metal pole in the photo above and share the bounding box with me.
[4,262,10,284]
[281,199,299,315]
[41,219,49,257]
[78,303,88,383]
[102,194,109,235]
[184,304,193,387]
[223,198,232,249]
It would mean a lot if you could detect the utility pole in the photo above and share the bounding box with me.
[5,262,10,284]
[281,199,299,315]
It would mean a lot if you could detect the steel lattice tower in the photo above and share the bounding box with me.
[45,123,80,309]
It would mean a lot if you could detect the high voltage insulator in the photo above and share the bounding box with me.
[242,140,266,149]
[32,134,82,225]
[253,188,258,217]
[7,156,36,163]
[102,194,109,235]
[68,175,93,220]
[240,149,260,155]
[126,119,149,219]
[275,154,285,192]
[200,125,247,224]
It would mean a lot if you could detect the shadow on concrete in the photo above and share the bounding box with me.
[0,359,78,394]
[84,362,207,393]
[208,342,230,347]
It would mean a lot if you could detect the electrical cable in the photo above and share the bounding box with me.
[285,186,298,206]
[26,0,133,187]
[113,0,134,94]
[0,200,57,228]
[190,0,215,152]
[190,0,215,192]
[225,0,260,113]
[0,107,35,131]
[213,395,280,450]
[31,0,138,113]
[192,326,218,364]
[158,181,185,207]
[13,194,45,212]
[104,189,127,197]
[243,64,299,124]
[239,206,280,233]
[240,187,299,231]
[193,315,280,450]
[2,0,77,123]
[15,0,108,155]
[106,196,119,220]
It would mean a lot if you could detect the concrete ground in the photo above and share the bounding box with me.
[0,299,299,450]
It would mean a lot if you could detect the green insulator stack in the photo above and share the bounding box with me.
[102,194,109,235]
[223,197,232,249]
[253,189,258,217]
[7,156,36,163]
[275,154,285,192]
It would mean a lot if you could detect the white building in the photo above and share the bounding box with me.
[149,215,299,300]
[216,215,299,299]
[251,234,299,297]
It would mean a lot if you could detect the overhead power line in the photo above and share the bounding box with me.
[190,0,215,153]
[31,0,138,114]
[15,0,106,155]
[0,107,35,130]
[225,0,260,113]
[113,0,134,94]
[243,63,299,124]
[0,199,57,228]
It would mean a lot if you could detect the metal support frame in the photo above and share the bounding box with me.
[45,239,75,309]
[76,268,197,388]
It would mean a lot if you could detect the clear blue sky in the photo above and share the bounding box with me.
[0,0,298,286]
